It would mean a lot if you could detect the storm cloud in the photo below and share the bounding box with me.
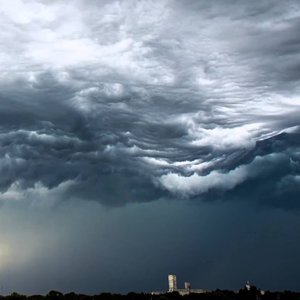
[0,0,300,294]
[0,0,300,209]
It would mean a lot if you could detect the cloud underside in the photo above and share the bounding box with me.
[1,0,300,209]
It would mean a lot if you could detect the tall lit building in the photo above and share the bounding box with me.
[168,275,177,292]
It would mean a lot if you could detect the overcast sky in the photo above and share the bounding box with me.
[0,0,300,295]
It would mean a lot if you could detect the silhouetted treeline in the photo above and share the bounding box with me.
[1,287,300,300]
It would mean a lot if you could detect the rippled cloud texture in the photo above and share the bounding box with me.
[1,0,300,207]
[0,0,300,294]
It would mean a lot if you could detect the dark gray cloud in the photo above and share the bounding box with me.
[0,0,300,208]
[1,0,300,293]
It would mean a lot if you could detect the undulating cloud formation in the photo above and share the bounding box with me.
[1,0,300,207]
[0,0,300,295]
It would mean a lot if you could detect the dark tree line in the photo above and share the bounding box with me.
[1,287,300,300]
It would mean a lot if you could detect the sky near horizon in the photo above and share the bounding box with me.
[0,0,300,295]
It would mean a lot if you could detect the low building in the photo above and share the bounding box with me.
[167,275,208,295]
